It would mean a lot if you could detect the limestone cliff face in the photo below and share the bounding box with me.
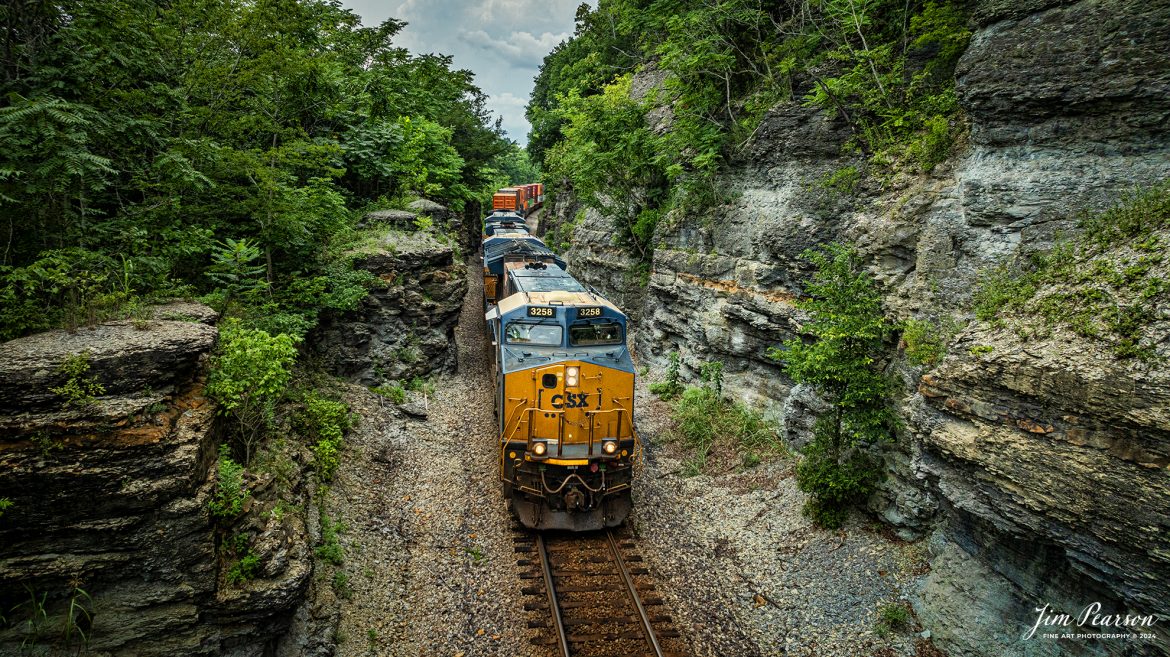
[0,308,312,656]
[313,217,467,385]
[912,318,1170,655]
[547,0,1170,654]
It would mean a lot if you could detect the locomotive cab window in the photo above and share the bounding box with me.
[505,322,563,346]
[569,321,624,346]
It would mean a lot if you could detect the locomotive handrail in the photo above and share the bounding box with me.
[584,408,626,455]
[525,407,566,456]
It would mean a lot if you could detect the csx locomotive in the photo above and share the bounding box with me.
[482,186,641,531]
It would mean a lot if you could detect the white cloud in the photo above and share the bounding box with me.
[342,0,592,144]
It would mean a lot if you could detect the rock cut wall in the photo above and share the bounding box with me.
[548,0,1170,654]
[0,307,312,656]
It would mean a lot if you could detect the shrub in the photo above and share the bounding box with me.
[312,437,341,482]
[332,570,353,599]
[208,444,249,520]
[51,353,105,408]
[412,215,433,231]
[649,350,684,400]
[295,394,352,483]
[297,396,353,442]
[875,602,913,637]
[205,238,266,314]
[372,383,406,404]
[0,497,11,519]
[395,344,422,364]
[795,419,882,529]
[226,551,260,585]
[406,376,435,396]
[206,319,297,463]
[902,318,947,366]
[699,360,723,395]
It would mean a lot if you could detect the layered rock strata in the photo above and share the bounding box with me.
[545,0,1170,654]
[313,226,467,385]
[0,308,312,656]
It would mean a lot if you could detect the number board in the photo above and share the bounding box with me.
[577,306,603,318]
[527,306,556,318]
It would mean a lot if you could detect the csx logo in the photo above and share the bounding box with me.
[550,393,590,409]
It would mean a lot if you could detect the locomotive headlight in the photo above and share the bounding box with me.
[532,441,547,456]
[565,366,580,387]
[602,440,618,455]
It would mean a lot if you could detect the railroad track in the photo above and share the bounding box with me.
[515,528,688,657]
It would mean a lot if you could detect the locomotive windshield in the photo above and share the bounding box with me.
[569,321,624,346]
[505,322,562,346]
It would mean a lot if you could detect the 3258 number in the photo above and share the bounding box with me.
[527,306,555,317]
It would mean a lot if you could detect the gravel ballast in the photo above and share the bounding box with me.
[311,254,935,657]
[628,382,935,657]
[319,257,539,657]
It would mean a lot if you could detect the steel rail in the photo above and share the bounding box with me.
[536,533,572,657]
[606,530,666,657]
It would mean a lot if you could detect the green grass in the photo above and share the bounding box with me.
[670,386,780,475]
[973,181,1170,360]
[875,602,913,637]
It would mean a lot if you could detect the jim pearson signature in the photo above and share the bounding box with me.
[1025,603,1159,640]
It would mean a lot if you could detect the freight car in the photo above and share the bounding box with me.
[481,189,639,531]
[491,183,544,216]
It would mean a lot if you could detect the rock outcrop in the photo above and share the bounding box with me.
[0,307,313,656]
[313,226,467,385]
[545,0,1170,655]
[911,320,1169,655]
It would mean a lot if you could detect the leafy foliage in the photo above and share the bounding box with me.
[769,243,894,527]
[648,350,684,399]
[208,444,249,520]
[0,0,509,339]
[50,352,105,408]
[876,602,913,637]
[206,320,297,463]
[316,515,346,566]
[528,0,971,262]
[296,394,353,482]
[902,318,947,366]
[544,75,667,262]
[226,552,261,586]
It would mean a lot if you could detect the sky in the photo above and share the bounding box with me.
[340,0,592,146]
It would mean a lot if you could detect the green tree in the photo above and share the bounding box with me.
[545,75,667,263]
[0,0,511,340]
[769,243,895,527]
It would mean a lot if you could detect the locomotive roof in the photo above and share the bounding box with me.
[483,236,560,264]
[493,290,621,316]
[489,291,632,374]
[485,212,526,225]
[507,264,586,294]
